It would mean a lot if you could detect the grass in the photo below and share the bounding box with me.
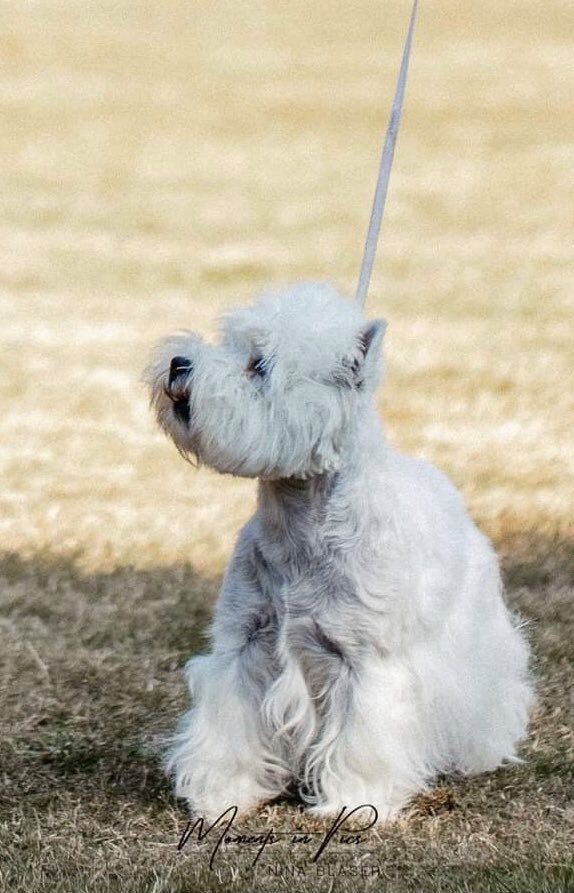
[0,0,572,890]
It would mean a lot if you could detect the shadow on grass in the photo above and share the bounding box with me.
[0,528,572,818]
[0,551,219,813]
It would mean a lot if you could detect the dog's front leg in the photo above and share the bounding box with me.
[166,528,287,819]
[304,654,430,821]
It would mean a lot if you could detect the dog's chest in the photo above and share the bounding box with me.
[254,533,368,688]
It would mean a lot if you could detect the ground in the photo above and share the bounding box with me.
[0,1,572,891]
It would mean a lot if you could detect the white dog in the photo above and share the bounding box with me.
[146,281,533,821]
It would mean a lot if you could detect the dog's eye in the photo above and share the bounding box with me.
[247,356,267,377]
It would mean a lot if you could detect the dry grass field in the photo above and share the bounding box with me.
[0,0,572,890]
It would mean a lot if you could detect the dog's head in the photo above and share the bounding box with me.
[145,282,385,479]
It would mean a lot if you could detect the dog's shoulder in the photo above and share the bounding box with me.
[387,449,465,510]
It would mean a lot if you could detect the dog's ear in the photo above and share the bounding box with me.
[359,319,386,360]
[339,319,386,389]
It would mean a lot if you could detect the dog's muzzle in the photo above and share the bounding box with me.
[167,356,192,424]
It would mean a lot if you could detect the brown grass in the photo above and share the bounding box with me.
[0,0,572,890]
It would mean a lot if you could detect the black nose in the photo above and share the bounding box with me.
[169,356,192,387]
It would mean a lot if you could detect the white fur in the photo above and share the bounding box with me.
[146,281,533,821]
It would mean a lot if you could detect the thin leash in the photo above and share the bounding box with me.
[355,0,418,309]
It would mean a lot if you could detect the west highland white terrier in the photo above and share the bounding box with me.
[146,281,533,821]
